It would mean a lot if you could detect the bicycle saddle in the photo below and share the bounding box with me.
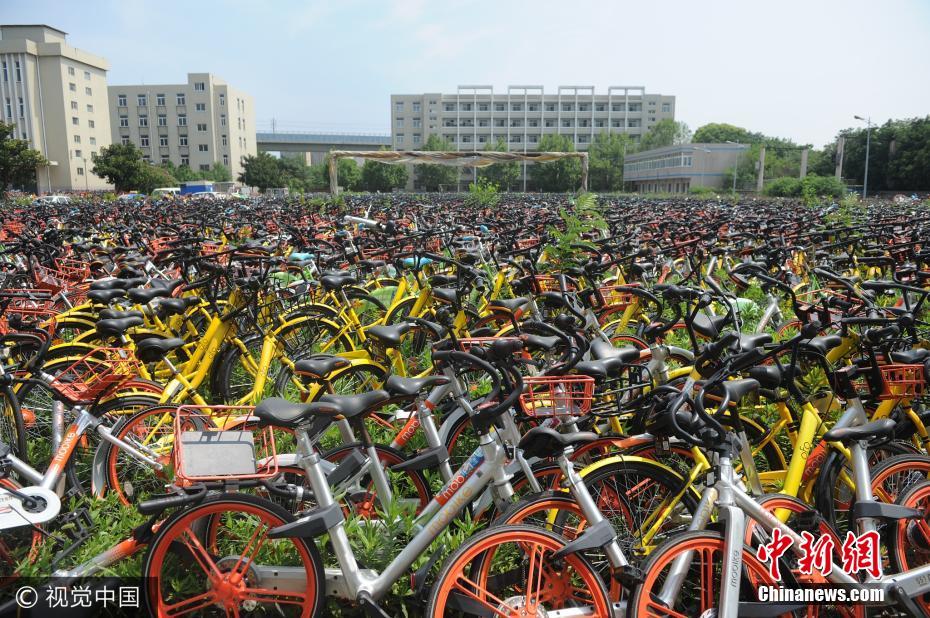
[156,297,201,316]
[95,316,143,337]
[98,309,143,321]
[366,323,411,348]
[573,358,625,381]
[383,374,449,398]
[590,339,641,363]
[693,313,728,339]
[294,355,351,378]
[889,348,930,364]
[801,335,843,356]
[320,274,357,290]
[127,287,174,304]
[314,390,392,420]
[518,426,598,460]
[823,418,896,445]
[136,337,184,363]
[732,333,772,352]
[487,297,529,313]
[87,289,127,304]
[431,287,459,304]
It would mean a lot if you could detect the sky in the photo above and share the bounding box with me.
[3,0,929,147]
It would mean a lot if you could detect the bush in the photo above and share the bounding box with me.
[689,186,715,197]
[464,180,500,208]
[764,175,846,198]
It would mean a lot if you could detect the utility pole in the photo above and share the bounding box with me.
[854,115,872,198]
[756,146,766,192]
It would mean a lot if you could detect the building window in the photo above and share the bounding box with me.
[18,98,24,118]
[197,123,207,132]
[195,102,206,112]
[176,93,186,105]
[77,167,84,175]
[220,114,226,126]
[119,115,128,127]
[179,136,188,146]
[159,136,168,146]
[219,93,225,106]
[545,103,555,112]
[1,61,7,82]
[494,103,505,112]
[73,135,81,143]
[413,133,421,144]
[412,118,421,128]
[444,103,455,112]
[68,66,75,76]
[156,94,166,106]
[161,156,169,164]
[221,134,227,146]
[158,114,167,126]
[15,61,22,82]
[71,101,78,110]
[395,133,404,143]
[511,104,522,112]
[74,149,82,158]
[140,136,149,147]
[395,117,404,128]
[137,94,147,106]
[85,87,92,96]
[194,82,205,91]
[4,98,10,118]
[139,115,148,127]
[662,103,671,113]
[86,103,93,112]
[198,144,208,152]
[412,102,420,113]
[84,70,91,80]
[69,82,76,92]
[223,154,229,165]
[89,137,96,145]
[117,94,127,107]
[395,101,404,112]
[198,164,209,171]
[180,156,189,166]
[88,120,95,128]
[121,137,130,145]
[178,115,187,126]
[595,104,605,112]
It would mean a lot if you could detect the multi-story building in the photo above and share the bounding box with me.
[623,143,749,193]
[108,73,255,181]
[390,86,675,188]
[0,24,113,192]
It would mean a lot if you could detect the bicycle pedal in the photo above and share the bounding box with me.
[357,591,392,618]
[613,565,644,589]
[792,509,824,535]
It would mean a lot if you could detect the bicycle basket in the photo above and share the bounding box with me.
[172,406,278,485]
[877,364,927,400]
[49,348,140,404]
[519,375,595,417]
[532,275,576,294]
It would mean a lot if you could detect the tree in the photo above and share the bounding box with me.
[639,119,690,151]
[416,134,458,191]
[360,154,408,192]
[588,132,632,191]
[478,138,520,191]
[323,156,362,191]
[238,152,284,192]
[136,163,178,194]
[692,123,760,144]
[0,122,48,193]
[528,134,582,193]
[208,163,232,182]
[885,117,930,190]
[92,143,146,192]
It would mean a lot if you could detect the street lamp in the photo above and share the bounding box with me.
[726,140,740,192]
[854,115,872,198]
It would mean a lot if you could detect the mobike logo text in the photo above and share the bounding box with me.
[49,427,80,472]
[435,451,483,507]
[396,415,421,446]
[802,440,828,482]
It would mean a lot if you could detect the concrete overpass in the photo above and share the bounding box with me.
[256,131,391,165]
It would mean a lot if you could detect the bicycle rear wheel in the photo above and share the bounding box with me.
[142,492,324,617]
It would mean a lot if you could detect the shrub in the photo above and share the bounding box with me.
[690,186,715,197]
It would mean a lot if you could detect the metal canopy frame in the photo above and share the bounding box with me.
[328,150,588,194]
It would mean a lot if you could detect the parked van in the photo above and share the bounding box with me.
[151,187,180,199]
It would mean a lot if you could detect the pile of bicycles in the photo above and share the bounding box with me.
[0,193,929,616]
